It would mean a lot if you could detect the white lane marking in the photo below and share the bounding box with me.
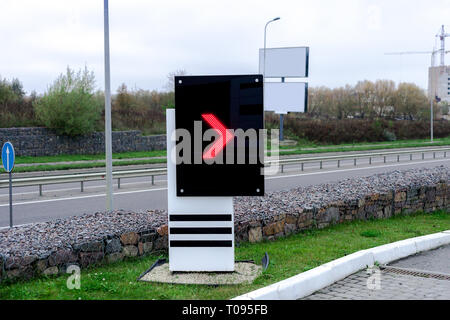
[0,158,448,207]
[0,221,34,230]
[0,188,167,207]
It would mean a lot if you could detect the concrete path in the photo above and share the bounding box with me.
[303,245,450,300]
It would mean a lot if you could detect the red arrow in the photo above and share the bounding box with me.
[201,113,234,160]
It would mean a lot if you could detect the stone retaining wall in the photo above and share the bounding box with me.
[0,179,448,283]
[0,127,166,156]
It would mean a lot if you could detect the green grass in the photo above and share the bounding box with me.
[359,230,382,238]
[1,158,167,174]
[14,150,167,165]
[1,210,448,300]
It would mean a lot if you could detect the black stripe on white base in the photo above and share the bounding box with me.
[170,240,233,247]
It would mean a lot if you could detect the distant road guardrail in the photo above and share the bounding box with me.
[0,147,449,195]
[273,147,450,173]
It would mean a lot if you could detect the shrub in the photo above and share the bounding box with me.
[0,77,39,127]
[383,129,397,141]
[33,66,102,136]
[110,84,172,135]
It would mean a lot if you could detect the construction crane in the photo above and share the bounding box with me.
[436,25,450,66]
[385,25,450,66]
[384,25,450,142]
[385,49,449,67]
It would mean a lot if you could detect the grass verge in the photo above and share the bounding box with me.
[2,158,166,173]
[14,150,167,165]
[0,210,448,300]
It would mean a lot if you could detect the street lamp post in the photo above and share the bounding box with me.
[263,17,281,139]
[104,0,113,211]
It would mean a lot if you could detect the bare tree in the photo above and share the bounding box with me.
[354,80,375,119]
[164,69,187,92]
[373,80,396,118]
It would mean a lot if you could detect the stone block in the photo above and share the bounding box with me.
[5,255,37,270]
[284,223,297,236]
[140,232,156,243]
[263,220,285,236]
[48,250,78,267]
[36,259,48,272]
[76,241,104,252]
[79,252,104,268]
[123,245,138,257]
[285,214,298,225]
[120,232,140,245]
[105,238,122,254]
[248,227,262,243]
[6,266,34,280]
[138,242,153,255]
[153,236,168,251]
[157,225,168,236]
[394,191,406,203]
[43,266,59,276]
[106,252,124,263]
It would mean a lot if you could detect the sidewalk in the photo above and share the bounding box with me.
[303,245,450,300]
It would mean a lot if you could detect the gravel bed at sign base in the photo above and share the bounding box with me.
[0,165,448,282]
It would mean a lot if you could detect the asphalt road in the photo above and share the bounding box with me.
[0,150,449,227]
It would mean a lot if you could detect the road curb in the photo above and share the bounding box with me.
[233,231,450,300]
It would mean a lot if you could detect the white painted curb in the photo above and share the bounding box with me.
[233,231,450,300]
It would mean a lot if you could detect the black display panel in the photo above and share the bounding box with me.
[175,75,264,197]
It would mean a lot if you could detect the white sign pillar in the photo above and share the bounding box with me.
[166,109,235,272]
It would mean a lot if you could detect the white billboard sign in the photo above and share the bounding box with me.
[259,47,309,78]
[264,82,308,114]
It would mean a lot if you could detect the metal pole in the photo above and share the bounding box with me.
[279,77,285,141]
[263,17,280,118]
[9,171,12,228]
[430,98,434,142]
[279,114,284,141]
[104,0,114,211]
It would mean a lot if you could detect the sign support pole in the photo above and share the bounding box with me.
[9,171,12,228]
[103,0,113,210]
[279,77,285,141]
[279,114,284,141]
[2,142,15,228]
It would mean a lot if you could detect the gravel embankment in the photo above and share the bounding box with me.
[0,165,448,259]
[234,165,449,223]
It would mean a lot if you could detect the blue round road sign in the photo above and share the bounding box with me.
[2,142,15,173]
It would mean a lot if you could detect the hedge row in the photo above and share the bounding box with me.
[280,118,450,144]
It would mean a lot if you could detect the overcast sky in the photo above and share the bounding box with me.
[1,0,449,94]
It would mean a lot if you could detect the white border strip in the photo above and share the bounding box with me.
[233,230,450,300]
